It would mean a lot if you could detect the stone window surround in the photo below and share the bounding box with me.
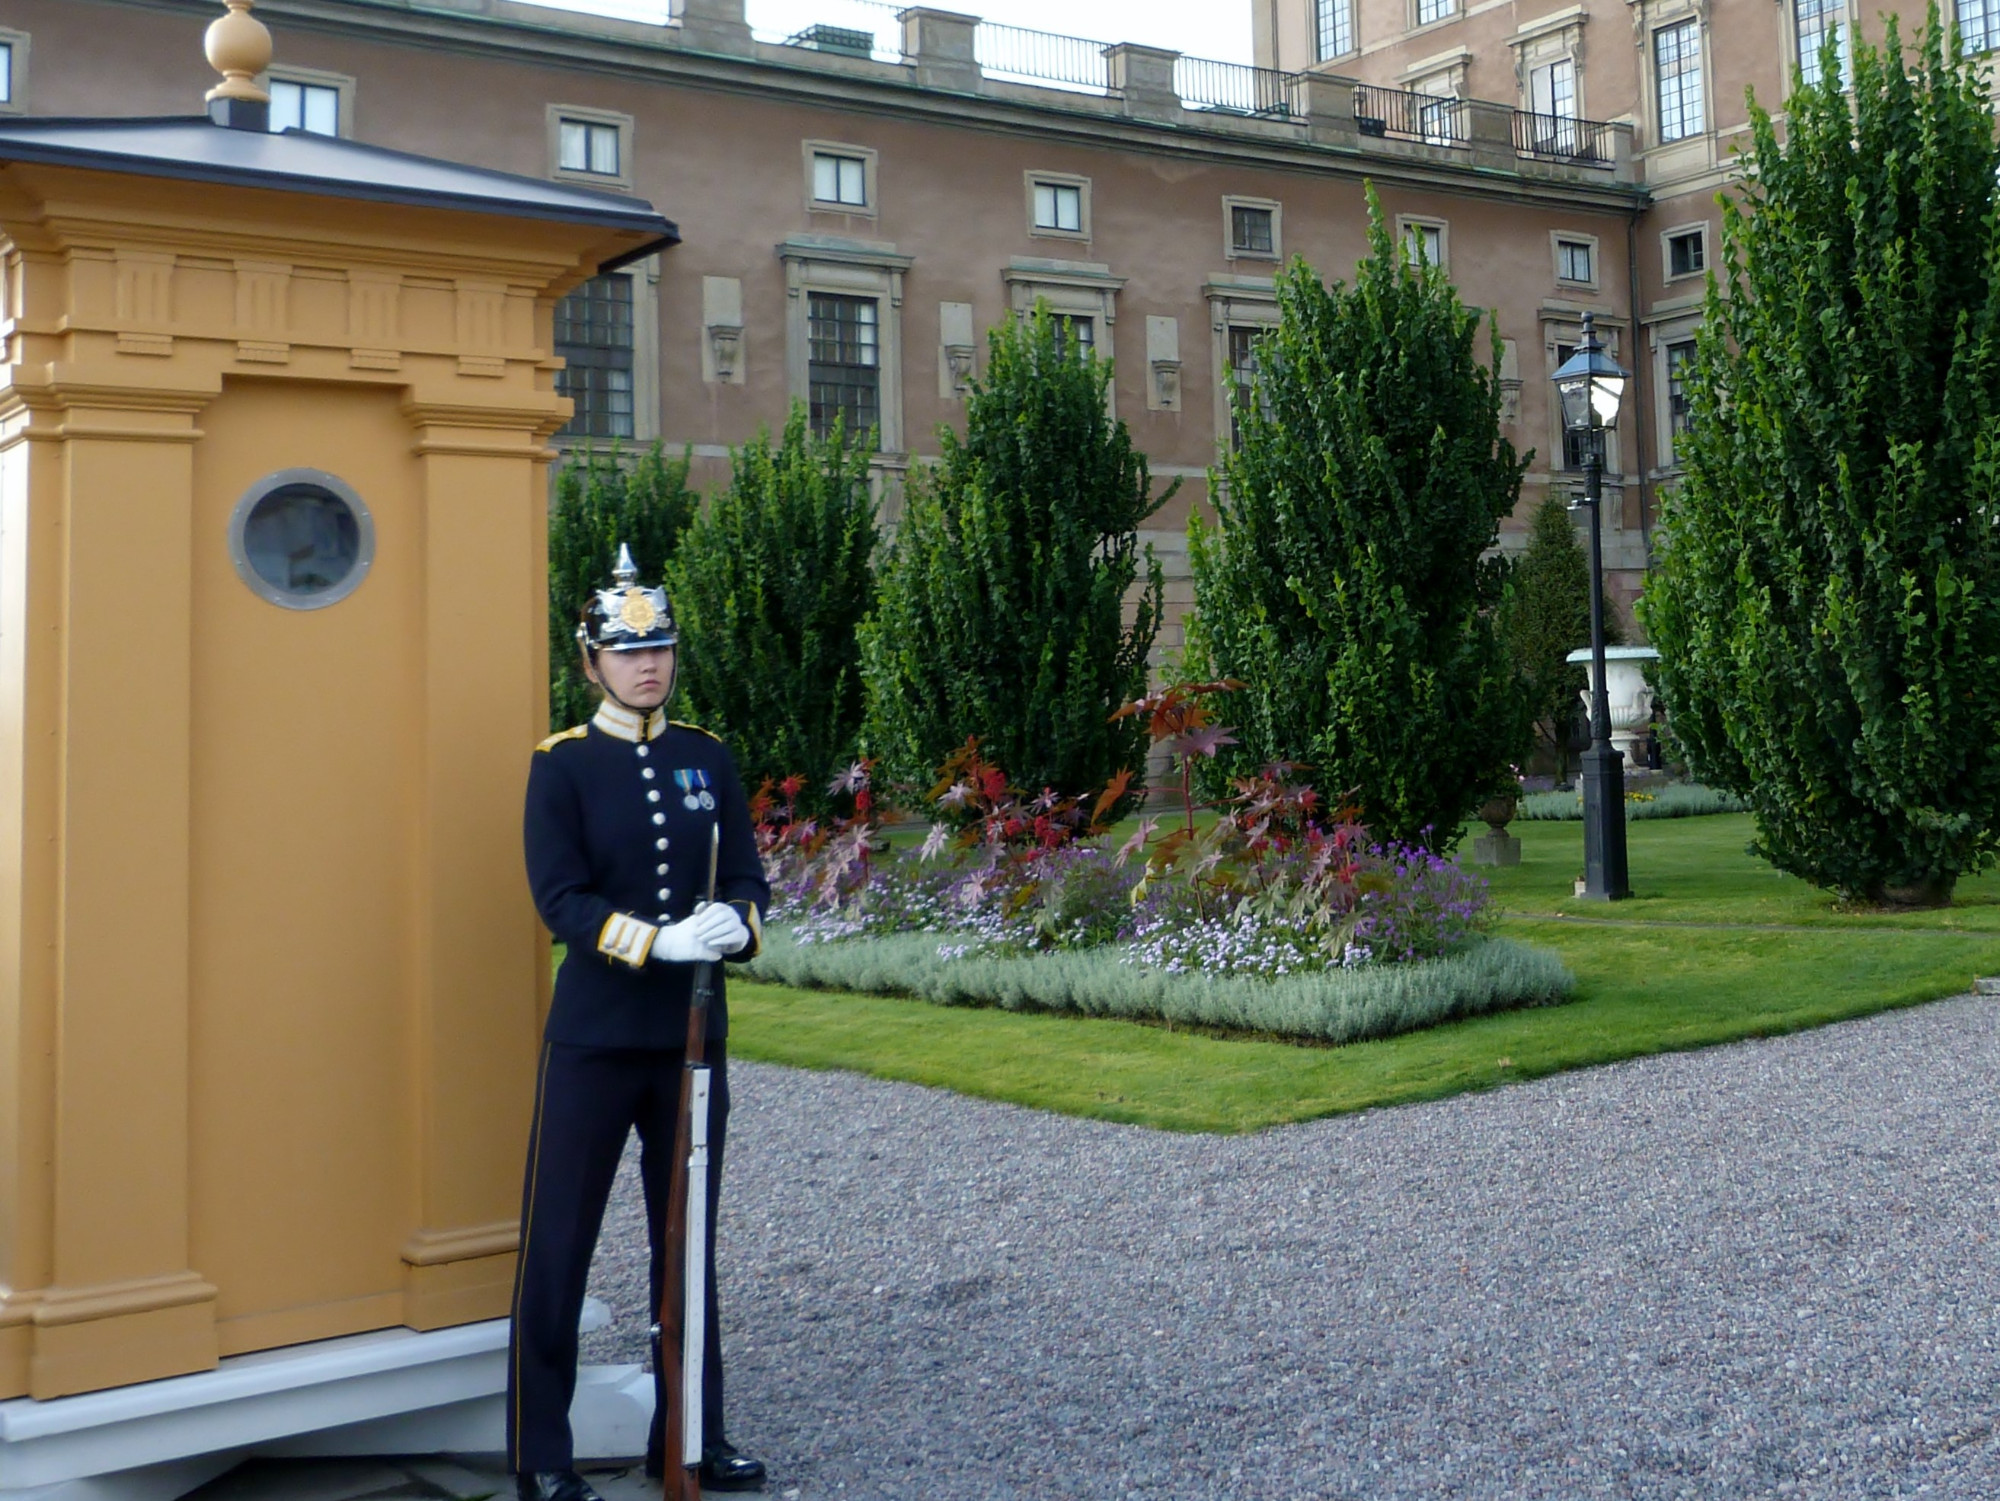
[546,103,634,191]
[1315,0,1358,62]
[1544,311,1625,477]
[1222,195,1283,263]
[1206,276,1279,450]
[1552,229,1601,291]
[1396,213,1450,272]
[0,27,29,114]
[1510,6,1588,121]
[1648,13,1705,143]
[780,236,910,455]
[1660,219,1708,285]
[261,64,355,138]
[1024,170,1092,243]
[551,257,663,447]
[1646,304,1702,477]
[1395,46,1470,96]
[803,139,879,219]
[1005,257,1125,413]
[1409,0,1462,39]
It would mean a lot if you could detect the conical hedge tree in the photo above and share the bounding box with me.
[668,406,878,813]
[1186,190,1530,848]
[1640,9,2000,904]
[861,304,1167,802]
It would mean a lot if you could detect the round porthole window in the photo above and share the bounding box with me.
[227,469,375,610]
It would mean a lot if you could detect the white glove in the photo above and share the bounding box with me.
[650,914,722,965]
[691,900,751,956]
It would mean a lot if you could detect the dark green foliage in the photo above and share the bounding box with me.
[1186,190,1532,849]
[1497,495,1618,782]
[861,305,1168,803]
[548,442,697,730]
[1640,9,2000,903]
[668,407,879,813]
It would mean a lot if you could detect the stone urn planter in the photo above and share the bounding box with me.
[1565,645,1660,763]
[1471,791,1522,866]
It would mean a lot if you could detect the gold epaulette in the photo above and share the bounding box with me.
[670,720,722,743]
[536,725,590,753]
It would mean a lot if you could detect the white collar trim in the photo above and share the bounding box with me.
[592,702,668,743]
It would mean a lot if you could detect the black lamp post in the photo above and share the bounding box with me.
[1551,311,1630,901]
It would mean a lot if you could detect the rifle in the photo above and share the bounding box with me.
[657,823,720,1501]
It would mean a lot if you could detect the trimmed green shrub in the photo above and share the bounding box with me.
[861,304,1168,805]
[1515,782,1749,821]
[548,442,697,730]
[1641,10,2000,905]
[1187,190,1532,850]
[668,407,878,810]
[1497,495,1617,783]
[747,929,1574,1046]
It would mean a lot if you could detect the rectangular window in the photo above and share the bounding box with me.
[1963,0,2000,54]
[1316,0,1354,58]
[812,152,867,207]
[1416,0,1457,25]
[1033,181,1083,232]
[269,79,339,136]
[1524,57,1578,155]
[808,292,880,440]
[1668,229,1706,278]
[1227,324,1265,448]
[1230,205,1275,256]
[0,42,12,106]
[1405,222,1443,267]
[558,118,621,177]
[1667,339,1696,453]
[1557,239,1594,284]
[1796,0,1849,87]
[1655,21,1704,142]
[1052,313,1095,355]
[553,274,635,441]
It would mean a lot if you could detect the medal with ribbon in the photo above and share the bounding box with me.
[675,768,715,811]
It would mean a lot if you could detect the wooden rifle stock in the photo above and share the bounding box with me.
[659,825,721,1501]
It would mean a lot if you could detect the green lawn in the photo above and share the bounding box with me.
[727,813,2000,1133]
[1484,812,2000,929]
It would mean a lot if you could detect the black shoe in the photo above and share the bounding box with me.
[515,1475,604,1501]
[698,1440,767,1492]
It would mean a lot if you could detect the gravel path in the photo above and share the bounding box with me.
[584,996,2000,1499]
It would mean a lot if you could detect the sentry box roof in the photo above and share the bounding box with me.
[0,116,679,272]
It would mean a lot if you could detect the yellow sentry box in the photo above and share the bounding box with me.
[0,3,675,1402]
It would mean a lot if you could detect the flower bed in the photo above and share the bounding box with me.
[746,685,1575,1045]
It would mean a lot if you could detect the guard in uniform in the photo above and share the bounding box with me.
[510,546,771,1499]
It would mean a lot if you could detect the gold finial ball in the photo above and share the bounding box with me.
[204,0,273,105]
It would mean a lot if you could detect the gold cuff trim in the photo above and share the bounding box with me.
[597,912,658,969]
[729,899,764,960]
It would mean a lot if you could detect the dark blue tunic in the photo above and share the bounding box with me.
[523,702,770,1046]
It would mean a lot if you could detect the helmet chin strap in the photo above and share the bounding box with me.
[587,649,678,720]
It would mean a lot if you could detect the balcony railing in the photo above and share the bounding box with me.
[1174,57,1300,119]
[738,4,1623,174]
[975,21,1115,95]
[1352,84,1467,147]
[1513,109,1618,166]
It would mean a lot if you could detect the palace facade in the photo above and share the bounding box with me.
[9,0,1936,633]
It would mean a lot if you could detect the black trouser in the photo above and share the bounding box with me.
[507,1041,730,1473]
